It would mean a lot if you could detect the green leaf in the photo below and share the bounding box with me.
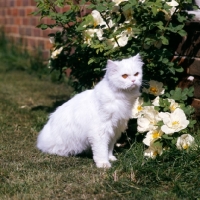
[88,58,95,65]
[160,36,169,45]
[178,29,187,37]
[122,3,133,11]
[175,67,184,72]
[94,68,101,71]
[162,58,169,64]
[169,67,176,74]
[152,141,163,148]
[162,134,173,140]
[177,13,187,22]
[37,24,48,30]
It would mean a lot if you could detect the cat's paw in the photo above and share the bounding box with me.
[96,162,111,168]
[109,155,117,161]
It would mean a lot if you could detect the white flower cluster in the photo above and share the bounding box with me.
[83,0,135,47]
[132,80,195,159]
[83,0,180,48]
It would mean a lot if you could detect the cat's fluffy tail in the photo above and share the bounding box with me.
[37,122,85,156]
[37,124,55,154]
[37,124,69,156]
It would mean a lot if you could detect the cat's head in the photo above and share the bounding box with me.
[105,54,143,90]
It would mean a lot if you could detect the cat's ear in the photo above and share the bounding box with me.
[131,53,144,66]
[132,53,142,61]
[106,60,118,74]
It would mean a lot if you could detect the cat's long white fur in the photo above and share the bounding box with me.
[37,54,143,168]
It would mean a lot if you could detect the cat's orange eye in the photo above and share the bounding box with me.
[134,72,139,76]
[122,74,128,79]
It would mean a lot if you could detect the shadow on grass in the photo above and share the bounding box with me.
[31,98,70,113]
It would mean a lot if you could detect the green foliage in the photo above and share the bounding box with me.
[166,87,194,101]
[34,0,195,92]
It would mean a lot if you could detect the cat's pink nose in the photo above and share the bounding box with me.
[132,80,135,83]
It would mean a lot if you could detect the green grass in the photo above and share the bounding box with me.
[0,38,200,199]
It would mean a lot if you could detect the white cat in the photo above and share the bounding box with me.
[37,54,143,168]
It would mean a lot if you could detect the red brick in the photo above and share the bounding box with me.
[16,0,22,6]
[19,8,25,17]
[32,28,41,37]
[9,17,14,24]
[11,26,19,34]
[10,0,15,7]
[5,18,10,24]
[7,8,12,15]
[2,9,6,15]
[188,59,200,76]
[41,17,56,25]
[25,7,36,16]
[42,29,54,37]
[5,0,9,7]
[14,17,22,25]
[44,39,52,49]
[0,18,6,24]
[30,17,38,26]
[193,79,200,99]
[19,27,26,35]
[0,9,5,15]
[22,18,30,26]
[30,0,37,6]
[22,0,30,6]
[26,27,32,36]
[191,99,200,117]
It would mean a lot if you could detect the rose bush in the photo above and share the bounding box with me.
[34,0,198,157]
[132,80,197,158]
[34,0,197,92]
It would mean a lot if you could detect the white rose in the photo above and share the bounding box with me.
[83,28,104,45]
[137,106,161,133]
[176,134,195,150]
[143,80,165,96]
[144,144,163,159]
[51,47,63,59]
[143,129,163,146]
[167,99,180,112]
[159,108,189,134]
[132,97,144,118]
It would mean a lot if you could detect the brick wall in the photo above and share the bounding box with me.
[0,0,63,59]
[172,21,200,117]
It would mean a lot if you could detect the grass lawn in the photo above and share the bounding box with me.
[0,52,200,199]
